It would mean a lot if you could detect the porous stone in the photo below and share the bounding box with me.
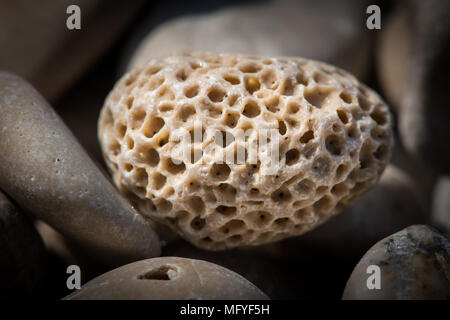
[64,257,269,300]
[0,0,145,102]
[0,72,161,266]
[343,225,450,300]
[99,52,394,250]
[377,0,450,174]
[127,0,371,79]
[0,190,47,298]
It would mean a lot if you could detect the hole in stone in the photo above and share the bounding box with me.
[247,211,273,228]
[287,102,300,114]
[313,195,333,214]
[244,76,260,94]
[188,196,205,214]
[125,96,134,109]
[370,108,387,125]
[261,69,278,89]
[185,85,199,98]
[223,111,240,128]
[190,216,205,230]
[147,76,164,90]
[130,108,146,129]
[142,117,165,138]
[312,157,331,177]
[280,78,295,96]
[116,123,127,139]
[285,149,299,165]
[371,127,388,140]
[156,131,169,147]
[347,125,359,139]
[331,182,348,197]
[124,163,133,172]
[138,265,177,280]
[325,134,343,156]
[313,72,332,84]
[374,144,389,160]
[340,91,352,104]
[271,187,291,203]
[210,163,231,181]
[163,158,186,175]
[300,130,314,144]
[265,96,280,113]
[296,72,308,86]
[336,109,349,124]
[273,217,291,228]
[157,86,175,101]
[220,219,245,234]
[243,100,261,118]
[216,205,237,216]
[136,147,159,166]
[223,74,240,85]
[178,105,196,122]
[134,167,148,186]
[151,172,166,190]
[176,69,188,81]
[304,87,333,108]
[294,179,315,197]
[359,143,373,169]
[238,62,262,73]
[159,103,174,114]
[335,163,348,180]
[358,95,371,111]
[208,87,226,102]
[294,208,316,224]
[227,94,239,106]
[126,135,134,149]
[278,120,287,135]
[215,183,236,202]
[145,65,162,76]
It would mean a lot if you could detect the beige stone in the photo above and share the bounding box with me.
[128,0,370,79]
[99,52,393,250]
[0,190,47,298]
[64,257,269,300]
[0,72,161,266]
[343,225,450,300]
[0,0,145,102]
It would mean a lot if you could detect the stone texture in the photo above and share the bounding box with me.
[0,190,48,298]
[377,0,450,174]
[99,52,393,250]
[0,0,145,102]
[64,257,269,300]
[0,72,161,266]
[251,165,428,262]
[343,225,450,300]
[127,0,371,79]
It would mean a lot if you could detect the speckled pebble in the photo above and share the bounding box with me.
[343,225,450,300]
